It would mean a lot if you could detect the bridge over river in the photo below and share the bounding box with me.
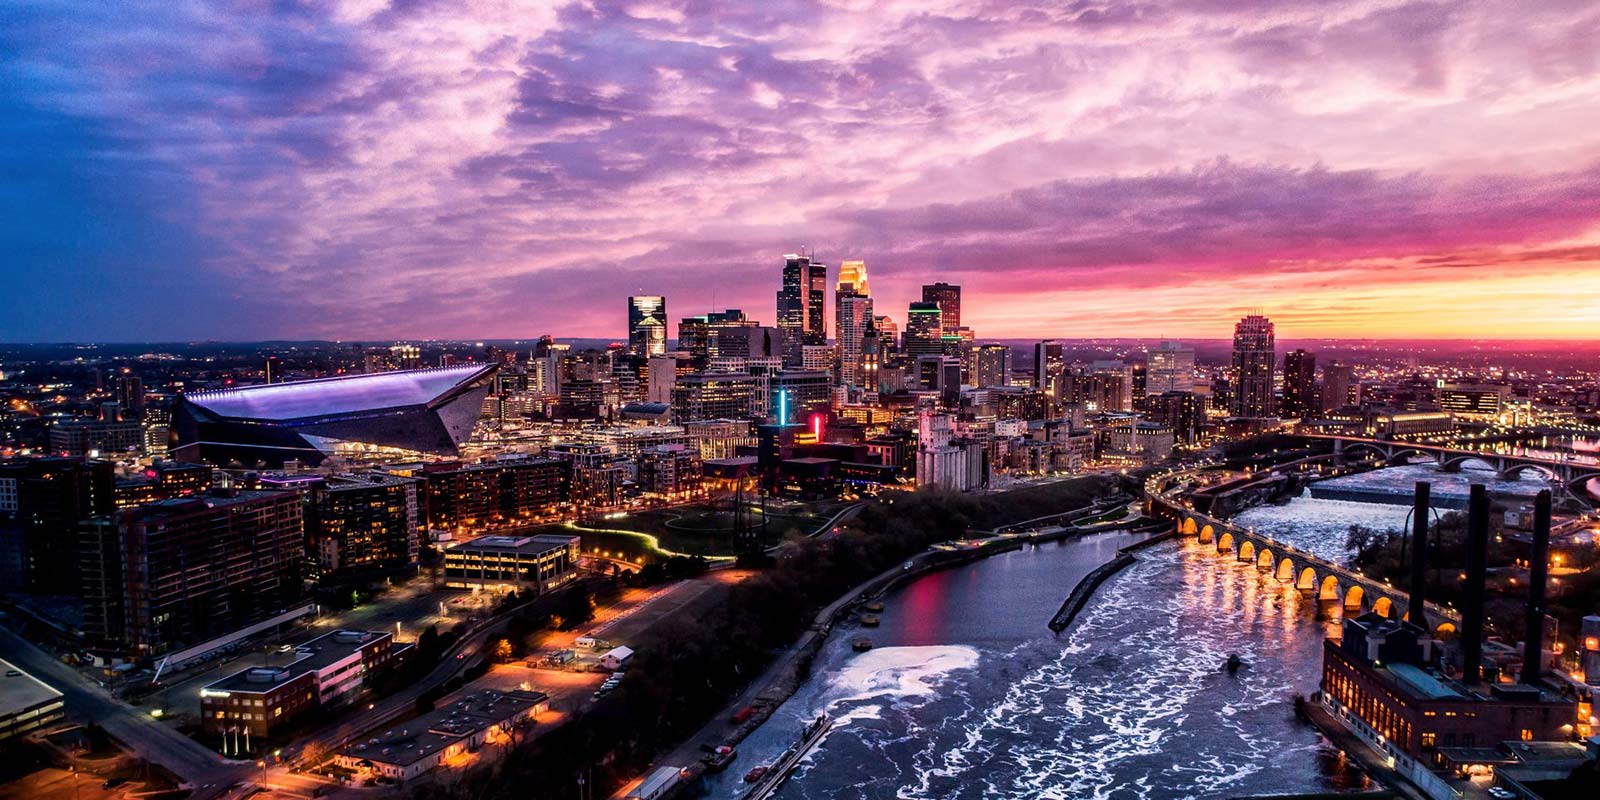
[1145,470,1461,637]
[1305,433,1600,502]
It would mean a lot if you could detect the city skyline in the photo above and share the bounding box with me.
[6,2,1600,342]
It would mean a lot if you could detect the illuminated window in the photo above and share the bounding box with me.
[1421,733,1436,748]
[1521,729,1533,741]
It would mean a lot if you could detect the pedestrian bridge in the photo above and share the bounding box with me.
[1148,488,1460,636]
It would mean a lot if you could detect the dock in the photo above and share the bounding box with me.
[741,714,832,800]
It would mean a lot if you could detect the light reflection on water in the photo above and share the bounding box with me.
[699,536,1368,800]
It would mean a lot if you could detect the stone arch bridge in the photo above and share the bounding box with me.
[1151,494,1461,637]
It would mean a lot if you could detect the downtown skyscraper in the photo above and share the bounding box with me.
[1230,314,1276,417]
[921,282,961,331]
[1281,348,1316,419]
[1146,340,1195,394]
[835,260,873,388]
[902,301,944,357]
[777,254,826,366]
[627,295,668,357]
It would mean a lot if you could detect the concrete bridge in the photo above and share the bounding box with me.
[1304,434,1600,499]
[1145,478,1461,636]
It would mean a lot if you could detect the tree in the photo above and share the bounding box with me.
[492,638,514,663]
[301,741,331,767]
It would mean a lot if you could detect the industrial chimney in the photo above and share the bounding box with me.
[1408,481,1431,627]
[1460,483,1490,686]
[1520,490,1552,685]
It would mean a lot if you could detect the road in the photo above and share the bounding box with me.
[0,626,250,798]
[147,575,457,728]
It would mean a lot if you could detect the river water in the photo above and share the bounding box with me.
[1231,463,1553,566]
[696,533,1369,800]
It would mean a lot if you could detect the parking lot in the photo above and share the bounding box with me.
[142,576,483,730]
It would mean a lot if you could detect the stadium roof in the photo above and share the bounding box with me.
[173,364,497,467]
[184,363,495,421]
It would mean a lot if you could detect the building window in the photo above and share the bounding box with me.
[1421,733,1435,748]
[1520,729,1533,741]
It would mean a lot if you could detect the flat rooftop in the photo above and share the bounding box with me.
[340,689,548,768]
[204,629,388,694]
[137,489,289,514]
[0,658,63,719]
[448,534,577,554]
[1385,663,1466,700]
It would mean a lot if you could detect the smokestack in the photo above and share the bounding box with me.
[1408,481,1431,626]
[1520,490,1552,685]
[1460,484,1490,686]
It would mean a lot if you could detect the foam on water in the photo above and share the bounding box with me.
[824,645,982,712]
[1232,493,1410,565]
[709,537,1364,800]
[767,540,1354,799]
[1232,464,1554,566]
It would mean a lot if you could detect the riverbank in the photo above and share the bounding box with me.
[643,500,1146,795]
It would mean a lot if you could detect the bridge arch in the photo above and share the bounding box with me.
[1199,524,1215,544]
[1318,575,1341,602]
[1372,596,1394,619]
[1442,455,1499,474]
[1217,531,1235,553]
[1570,472,1600,498]
[1256,548,1274,572]
[1180,517,1198,536]
[1238,540,1256,563]
[1344,585,1365,614]
[1337,442,1390,462]
[1276,558,1296,583]
[1388,449,1438,467]
[1500,463,1557,482]
[1297,567,1317,591]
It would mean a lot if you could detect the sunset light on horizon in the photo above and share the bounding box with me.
[5,1,1600,341]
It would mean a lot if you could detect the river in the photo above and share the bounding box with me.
[1231,463,1553,566]
[695,532,1369,800]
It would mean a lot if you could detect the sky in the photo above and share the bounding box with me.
[3,0,1600,343]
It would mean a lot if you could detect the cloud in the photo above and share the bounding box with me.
[3,0,1600,341]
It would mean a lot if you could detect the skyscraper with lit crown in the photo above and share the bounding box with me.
[627,296,668,357]
[1230,314,1276,417]
[835,260,873,387]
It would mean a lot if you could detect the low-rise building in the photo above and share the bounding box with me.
[113,461,213,508]
[333,689,548,782]
[49,419,146,457]
[0,658,64,742]
[1320,614,1574,788]
[441,534,580,593]
[201,629,396,741]
[600,646,634,671]
[636,444,702,500]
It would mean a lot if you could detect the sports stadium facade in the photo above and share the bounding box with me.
[172,364,497,467]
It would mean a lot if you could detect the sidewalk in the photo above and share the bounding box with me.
[1301,698,1429,800]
